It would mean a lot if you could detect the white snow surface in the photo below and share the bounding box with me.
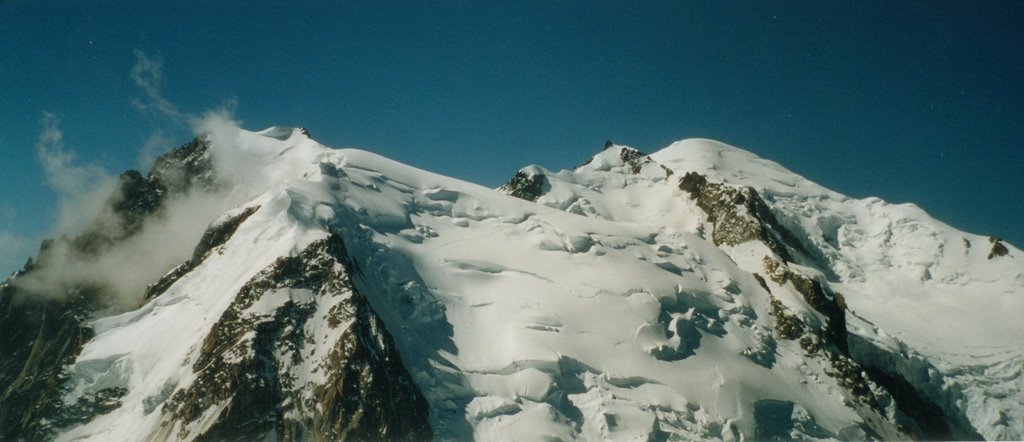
[58,129,1023,440]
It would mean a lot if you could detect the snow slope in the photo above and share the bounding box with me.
[7,128,1020,440]
[652,140,1024,440]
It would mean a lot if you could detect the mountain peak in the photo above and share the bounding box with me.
[651,139,843,201]
[1,128,1021,440]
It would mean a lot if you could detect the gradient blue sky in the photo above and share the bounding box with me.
[1,1,1022,276]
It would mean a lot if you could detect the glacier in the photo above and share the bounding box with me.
[0,126,1020,441]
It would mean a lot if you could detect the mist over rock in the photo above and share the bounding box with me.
[1,129,1021,441]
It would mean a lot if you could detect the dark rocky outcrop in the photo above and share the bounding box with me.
[0,282,101,440]
[148,136,218,196]
[752,273,771,293]
[618,147,673,177]
[760,256,879,411]
[755,271,806,348]
[162,234,431,441]
[680,172,807,262]
[109,171,164,235]
[762,256,847,353]
[618,147,651,174]
[577,144,673,178]
[988,236,1009,259]
[500,170,547,202]
[768,294,805,340]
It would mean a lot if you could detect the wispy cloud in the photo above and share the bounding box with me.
[11,51,257,309]
[0,114,119,280]
[12,189,237,308]
[14,107,236,308]
[130,49,187,121]
[35,112,118,236]
[131,50,243,168]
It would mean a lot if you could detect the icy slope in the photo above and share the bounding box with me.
[653,140,1024,440]
[506,138,1024,440]
[650,139,1022,352]
[1,127,1020,440]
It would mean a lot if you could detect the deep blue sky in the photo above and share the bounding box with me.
[1,1,1022,276]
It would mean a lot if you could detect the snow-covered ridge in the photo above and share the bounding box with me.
[505,137,1023,440]
[1,126,1020,440]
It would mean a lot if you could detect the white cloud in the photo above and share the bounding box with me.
[12,55,254,307]
[35,112,119,236]
[130,50,187,121]
[11,51,264,310]
[12,189,239,309]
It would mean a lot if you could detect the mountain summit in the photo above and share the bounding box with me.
[1,126,1021,441]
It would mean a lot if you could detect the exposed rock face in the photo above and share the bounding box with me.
[148,136,218,195]
[618,147,651,174]
[759,257,889,421]
[768,294,805,341]
[76,137,216,254]
[679,172,808,262]
[618,146,673,177]
[161,233,431,440]
[499,169,547,202]
[762,256,848,353]
[0,281,100,440]
[988,236,1010,259]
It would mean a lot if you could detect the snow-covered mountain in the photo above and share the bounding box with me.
[1,126,1021,441]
